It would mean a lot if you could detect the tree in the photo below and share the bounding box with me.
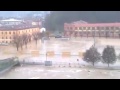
[117,54,120,60]
[13,35,21,51]
[102,46,116,67]
[32,32,40,45]
[83,46,101,66]
[22,34,29,49]
[19,36,24,50]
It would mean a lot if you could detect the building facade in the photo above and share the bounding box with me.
[64,21,120,38]
[0,25,40,44]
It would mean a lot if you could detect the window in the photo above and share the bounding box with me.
[9,32,11,34]
[70,27,72,30]
[83,27,86,30]
[6,37,7,39]
[6,41,7,43]
[79,27,82,30]
[106,27,109,30]
[75,27,77,30]
[10,37,11,39]
[67,27,69,30]
[116,27,119,30]
[10,41,11,43]
[97,27,100,30]
[2,37,3,39]
[92,27,95,30]
[5,32,7,34]
[13,32,15,34]
[111,27,114,30]
[1,32,3,34]
[88,27,90,30]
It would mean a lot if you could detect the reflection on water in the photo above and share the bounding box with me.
[0,65,120,79]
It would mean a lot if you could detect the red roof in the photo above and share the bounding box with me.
[65,22,120,27]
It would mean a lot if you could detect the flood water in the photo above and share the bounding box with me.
[0,38,120,79]
[0,65,120,79]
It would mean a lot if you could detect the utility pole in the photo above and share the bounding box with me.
[46,52,47,61]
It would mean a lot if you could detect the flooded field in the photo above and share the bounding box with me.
[0,37,120,79]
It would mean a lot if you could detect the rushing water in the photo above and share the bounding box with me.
[0,65,120,79]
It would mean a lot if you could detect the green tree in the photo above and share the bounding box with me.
[102,46,116,67]
[83,46,101,66]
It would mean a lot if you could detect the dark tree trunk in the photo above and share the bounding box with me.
[25,43,27,49]
[92,62,94,66]
[108,63,109,67]
[21,45,23,50]
[17,46,19,51]
[36,40,37,45]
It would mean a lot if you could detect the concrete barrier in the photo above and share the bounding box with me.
[31,51,39,57]
[47,51,55,57]
[79,52,85,58]
[62,52,71,57]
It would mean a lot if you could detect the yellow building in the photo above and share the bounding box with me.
[0,25,40,44]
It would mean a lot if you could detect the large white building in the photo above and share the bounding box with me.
[0,18,24,26]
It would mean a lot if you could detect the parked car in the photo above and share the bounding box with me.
[55,35,62,38]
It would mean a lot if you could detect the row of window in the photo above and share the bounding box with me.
[2,37,12,39]
[66,27,120,30]
[0,29,38,34]
[67,32,118,34]
[1,41,11,43]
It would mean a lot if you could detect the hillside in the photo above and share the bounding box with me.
[44,11,120,31]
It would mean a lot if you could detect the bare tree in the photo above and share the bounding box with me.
[28,35,32,43]
[22,34,29,49]
[13,35,21,51]
[32,32,40,45]
[19,36,24,50]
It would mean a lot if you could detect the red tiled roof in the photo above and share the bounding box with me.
[65,22,120,27]
[0,25,40,31]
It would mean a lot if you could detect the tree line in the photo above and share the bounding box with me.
[83,45,117,67]
[44,11,120,31]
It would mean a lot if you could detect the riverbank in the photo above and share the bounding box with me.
[0,57,19,75]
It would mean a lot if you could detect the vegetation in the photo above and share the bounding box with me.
[117,54,120,60]
[83,46,101,66]
[83,45,117,67]
[102,46,116,67]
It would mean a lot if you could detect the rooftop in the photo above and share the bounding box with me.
[65,20,120,27]
[0,18,23,22]
[0,24,40,31]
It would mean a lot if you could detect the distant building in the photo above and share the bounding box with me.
[0,24,40,44]
[64,20,120,38]
[0,18,24,26]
